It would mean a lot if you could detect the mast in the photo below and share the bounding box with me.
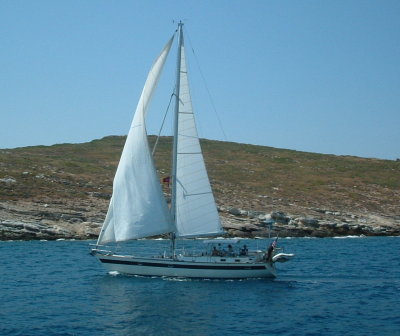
[170,21,184,256]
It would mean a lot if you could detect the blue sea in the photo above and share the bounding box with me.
[1,237,399,336]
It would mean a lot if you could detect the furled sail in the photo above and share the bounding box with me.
[174,37,223,237]
[97,37,175,244]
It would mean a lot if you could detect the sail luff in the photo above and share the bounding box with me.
[97,36,175,245]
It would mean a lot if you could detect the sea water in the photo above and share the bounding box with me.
[1,237,399,336]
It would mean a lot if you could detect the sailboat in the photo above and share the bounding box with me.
[91,22,294,279]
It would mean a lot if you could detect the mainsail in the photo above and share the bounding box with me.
[173,32,223,237]
[97,37,175,244]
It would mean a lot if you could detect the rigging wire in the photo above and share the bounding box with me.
[152,90,175,156]
[152,28,179,156]
[184,27,228,142]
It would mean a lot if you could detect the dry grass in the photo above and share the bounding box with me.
[1,136,399,216]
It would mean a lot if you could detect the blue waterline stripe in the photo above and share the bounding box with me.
[100,258,266,270]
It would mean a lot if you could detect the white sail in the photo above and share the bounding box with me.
[174,39,223,237]
[98,37,175,244]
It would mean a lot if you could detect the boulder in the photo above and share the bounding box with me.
[228,207,241,216]
[222,221,246,231]
[247,210,266,219]
[0,177,17,185]
[297,217,319,228]
[271,211,291,224]
[319,222,337,230]
[228,208,248,216]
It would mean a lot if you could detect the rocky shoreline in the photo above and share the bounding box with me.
[219,206,400,238]
[1,199,399,241]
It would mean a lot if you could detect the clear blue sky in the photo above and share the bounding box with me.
[1,0,399,160]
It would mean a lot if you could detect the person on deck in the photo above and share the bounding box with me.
[227,244,234,256]
[267,244,274,263]
[211,246,219,256]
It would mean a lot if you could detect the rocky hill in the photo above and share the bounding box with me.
[1,136,399,240]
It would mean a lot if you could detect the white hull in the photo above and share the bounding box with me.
[95,254,277,279]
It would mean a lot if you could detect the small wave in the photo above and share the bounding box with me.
[108,271,120,276]
[333,235,365,239]
[162,276,192,282]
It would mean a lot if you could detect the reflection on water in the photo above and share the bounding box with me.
[1,237,399,335]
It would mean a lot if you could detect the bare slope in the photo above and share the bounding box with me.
[0,136,399,239]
